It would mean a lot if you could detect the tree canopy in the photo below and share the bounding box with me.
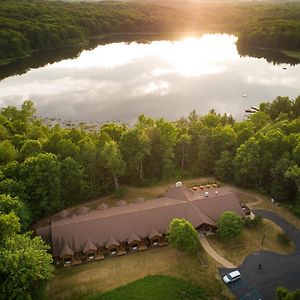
[167,218,200,253]
[0,194,53,300]
[0,96,300,223]
[1,1,300,64]
[217,211,244,240]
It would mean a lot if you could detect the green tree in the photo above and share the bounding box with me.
[19,139,42,160]
[0,140,17,164]
[292,96,300,119]
[61,157,87,205]
[285,165,300,203]
[0,211,20,241]
[215,150,234,182]
[0,194,31,230]
[177,133,191,172]
[217,211,243,240]
[269,96,293,120]
[0,233,54,300]
[150,119,177,179]
[100,123,127,143]
[276,287,300,300]
[120,128,150,182]
[167,218,200,253]
[20,153,62,218]
[57,138,80,160]
[100,140,125,191]
[234,138,261,187]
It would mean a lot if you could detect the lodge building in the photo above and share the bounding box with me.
[36,183,245,266]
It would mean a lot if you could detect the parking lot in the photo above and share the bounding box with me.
[220,209,300,300]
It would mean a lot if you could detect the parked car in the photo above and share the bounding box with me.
[223,270,241,283]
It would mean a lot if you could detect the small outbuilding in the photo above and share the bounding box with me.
[149,227,162,246]
[59,243,74,266]
[127,232,141,251]
[83,240,98,261]
[106,235,120,255]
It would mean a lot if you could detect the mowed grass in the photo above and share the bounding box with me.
[87,176,216,209]
[85,275,208,300]
[207,219,295,266]
[46,246,233,300]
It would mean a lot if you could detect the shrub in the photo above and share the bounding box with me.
[276,287,300,300]
[277,233,291,245]
[115,186,127,198]
[167,218,200,254]
[217,211,244,240]
[244,216,263,228]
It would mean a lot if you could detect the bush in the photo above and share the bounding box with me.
[115,186,128,198]
[244,216,263,228]
[288,205,300,218]
[276,287,300,300]
[277,233,291,245]
[217,211,244,240]
[167,218,200,254]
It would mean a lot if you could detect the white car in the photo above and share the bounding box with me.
[223,270,241,283]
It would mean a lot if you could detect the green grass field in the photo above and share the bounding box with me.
[84,275,208,300]
[46,246,232,300]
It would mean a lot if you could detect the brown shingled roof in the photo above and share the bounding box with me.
[149,227,161,239]
[83,240,97,254]
[164,185,194,202]
[59,243,74,258]
[106,235,119,248]
[41,186,244,257]
[127,232,141,244]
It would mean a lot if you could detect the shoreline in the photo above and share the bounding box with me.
[1,32,299,68]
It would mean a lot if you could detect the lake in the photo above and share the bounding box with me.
[0,33,299,123]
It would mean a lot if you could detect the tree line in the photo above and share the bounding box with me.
[0,96,300,298]
[0,97,299,223]
[1,0,300,64]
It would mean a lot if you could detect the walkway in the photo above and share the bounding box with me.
[219,209,300,300]
[198,233,236,268]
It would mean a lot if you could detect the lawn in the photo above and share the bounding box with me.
[74,176,216,210]
[84,275,208,300]
[207,219,295,266]
[46,246,233,300]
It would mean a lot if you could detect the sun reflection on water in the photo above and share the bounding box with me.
[52,34,238,77]
[0,33,298,123]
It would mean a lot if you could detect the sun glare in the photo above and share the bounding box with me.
[155,35,238,77]
[50,34,238,78]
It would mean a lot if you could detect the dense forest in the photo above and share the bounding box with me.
[0,97,300,298]
[1,0,300,64]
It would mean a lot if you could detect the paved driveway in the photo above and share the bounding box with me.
[219,209,300,300]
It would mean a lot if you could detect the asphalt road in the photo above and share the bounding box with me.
[219,209,300,300]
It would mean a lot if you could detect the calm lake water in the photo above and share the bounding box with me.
[0,34,299,123]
